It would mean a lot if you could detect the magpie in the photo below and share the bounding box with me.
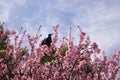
[40,34,53,47]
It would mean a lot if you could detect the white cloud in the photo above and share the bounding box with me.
[0,0,26,22]
[1,0,120,56]
[63,0,120,54]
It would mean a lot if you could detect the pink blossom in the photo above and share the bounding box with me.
[11,30,16,35]
[0,24,119,80]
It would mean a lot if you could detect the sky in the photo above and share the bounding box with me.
[0,0,120,57]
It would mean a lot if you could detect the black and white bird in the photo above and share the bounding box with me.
[40,34,53,47]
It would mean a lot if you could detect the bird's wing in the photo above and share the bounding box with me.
[40,38,47,45]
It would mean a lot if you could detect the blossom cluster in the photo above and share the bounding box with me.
[0,23,120,80]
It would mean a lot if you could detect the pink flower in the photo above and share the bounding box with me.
[92,42,98,49]
[4,29,10,35]
[11,30,16,35]
[0,24,119,80]
[80,31,86,36]
[54,71,59,78]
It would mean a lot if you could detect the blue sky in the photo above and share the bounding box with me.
[0,0,120,56]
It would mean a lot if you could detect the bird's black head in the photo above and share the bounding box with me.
[48,34,53,37]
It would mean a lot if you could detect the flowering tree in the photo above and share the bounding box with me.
[0,23,120,80]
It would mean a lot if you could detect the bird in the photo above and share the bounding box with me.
[40,34,53,47]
